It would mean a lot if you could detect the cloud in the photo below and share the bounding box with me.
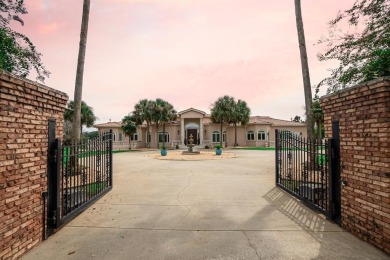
[38,22,64,34]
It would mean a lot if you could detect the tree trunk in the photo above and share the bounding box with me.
[234,123,238,147]
[294,0,314,140]
[72,0,90,143]
[156,122,159,148]
[146,123,150,148]
[220,122,223,146]
[162,123,166,148]
[224,126,227,147]
[317,120,322,142]
[129,136,131,150]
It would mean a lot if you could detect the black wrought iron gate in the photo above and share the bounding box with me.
[45,120,113,237]
[275,124,340,222]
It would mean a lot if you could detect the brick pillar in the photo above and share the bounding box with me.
[320,77,390,255]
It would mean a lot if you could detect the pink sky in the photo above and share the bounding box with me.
[13,0,354,124]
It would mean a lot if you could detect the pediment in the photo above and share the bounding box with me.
[178,108,206,118]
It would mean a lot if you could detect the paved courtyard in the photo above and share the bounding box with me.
[22,150,388,259]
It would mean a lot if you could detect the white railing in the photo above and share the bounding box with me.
[112,141,139,150]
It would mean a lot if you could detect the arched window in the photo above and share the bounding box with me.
[258,130,266,141]
[247,131,254,141]
[212,131,220,142]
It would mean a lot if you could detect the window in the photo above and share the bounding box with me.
[158,132,169,143]
[119,132,123,141]
[247,131,254,141]
[212,131,220,142]
[258,130,266,141]
[112,133,116,141]
[131,133,138,141]
[147,132,151,143]
[222,131,226,142]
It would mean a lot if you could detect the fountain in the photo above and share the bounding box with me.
[182,134,200,155]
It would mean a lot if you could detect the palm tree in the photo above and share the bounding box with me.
[150,99,165,148]
[294,0,314,140]
[160,101,177,148]
[231,99,251,147]
[210,95,235,146]
[72,0,91,142]
[121,115,137,149]
[64,100,97,137]
[133,99,153,148]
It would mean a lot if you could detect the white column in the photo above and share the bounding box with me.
[199,118,204,145]
[181,118,185,145]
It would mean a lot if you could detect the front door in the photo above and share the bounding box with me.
[187,129,198,145]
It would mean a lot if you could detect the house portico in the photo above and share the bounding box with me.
[179,108,206,146]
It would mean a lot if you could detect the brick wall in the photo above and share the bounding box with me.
[0,71,68,259]
[320,77,390,254]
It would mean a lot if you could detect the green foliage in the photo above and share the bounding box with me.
[312,90,324,140]
[64,100,97,128]
[211,96,251,147]
[211,95,235,125]
[318,0,390,93]
[291,115,304,123]
[121,115,137,139]
[150,98,177,147]
[215,144,222,149]
[83,130,98,140]
[0,1,49,82]
[132,99,153,147]
[63,100,97,141]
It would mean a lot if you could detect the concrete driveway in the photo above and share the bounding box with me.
[22,150,388,259]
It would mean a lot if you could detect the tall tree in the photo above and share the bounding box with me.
[121,115,137,149]
[72,0,91,142]
[133,99,153,148]
[230,99,251,147]
[0,0,49,81]
[318,0,389,92]
[294,0,315,140]
[64,100,97,138]
[150,99,164,148]
[160,100,177,148]
[150,99,177,148]
[210,95,235,146]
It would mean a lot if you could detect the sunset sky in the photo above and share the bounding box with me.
[13,0,355,124]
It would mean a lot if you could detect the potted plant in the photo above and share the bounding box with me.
[215,144,222,155]
[160,145,167,156]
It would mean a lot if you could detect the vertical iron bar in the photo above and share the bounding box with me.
[328,138,334,219]
[275,129,279,185]
[109,129,113,187]
[55,139,61,228]
[46,119,57,236]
